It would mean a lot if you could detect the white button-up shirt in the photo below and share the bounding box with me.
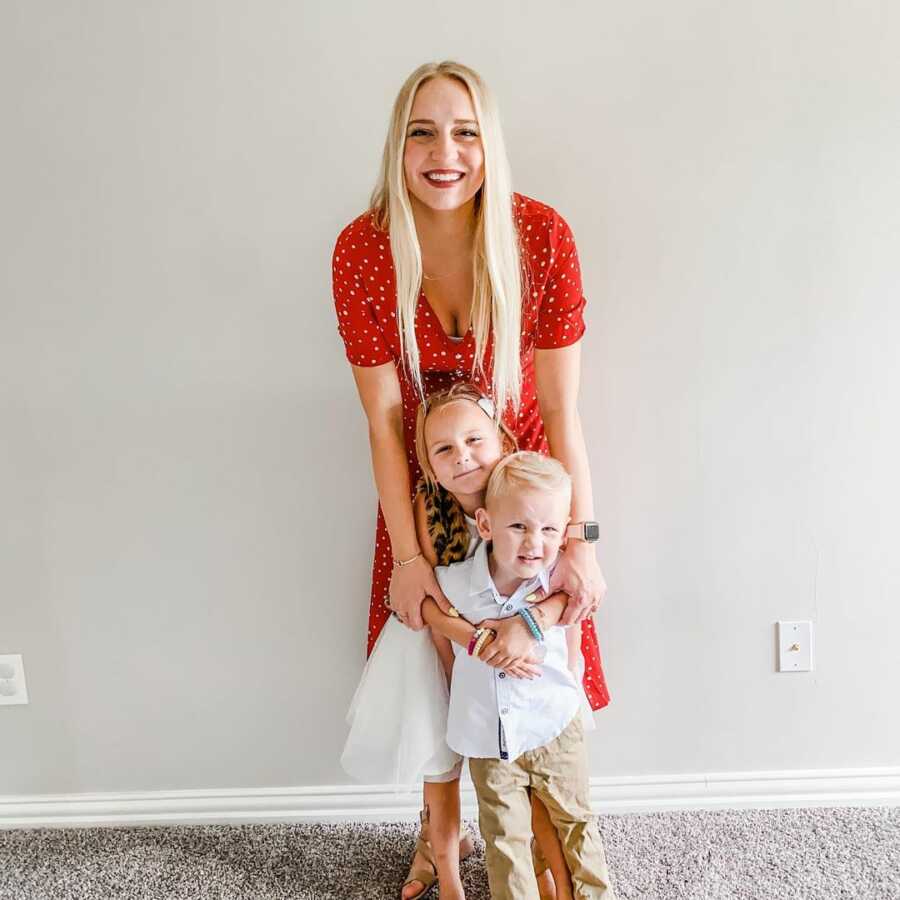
[436,541,582,761]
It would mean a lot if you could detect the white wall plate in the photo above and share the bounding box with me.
[0,654,29,705]
[777,621,813,672]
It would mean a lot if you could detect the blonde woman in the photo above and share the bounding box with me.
[332,61,611,900]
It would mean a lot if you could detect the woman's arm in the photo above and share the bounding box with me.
[350,362,451,629]
[534,341,608,625]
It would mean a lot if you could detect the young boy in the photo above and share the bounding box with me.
[433,451,616,900]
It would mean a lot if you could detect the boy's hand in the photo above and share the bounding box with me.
[477,616,539,671]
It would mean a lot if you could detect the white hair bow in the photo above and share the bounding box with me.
[476,396,496,419]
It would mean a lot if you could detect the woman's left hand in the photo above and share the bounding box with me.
[550,541,608,626]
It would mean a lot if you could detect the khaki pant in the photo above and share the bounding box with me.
[468,716,616,900]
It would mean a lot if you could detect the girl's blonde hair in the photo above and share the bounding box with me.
[370,61,527,416]
[485,451,572,510]
[415,383,517,488]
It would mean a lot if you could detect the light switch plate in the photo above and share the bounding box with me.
[777,621,813,672]
[0,654,29,705]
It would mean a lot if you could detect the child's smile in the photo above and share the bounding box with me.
[424,400,506,510]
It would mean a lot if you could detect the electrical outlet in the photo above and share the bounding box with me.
[0,654,29,705]
[777,621,813,672]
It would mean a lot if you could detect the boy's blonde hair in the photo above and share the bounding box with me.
[415,383,517,487]
[369,61,528,417]
[485,451,572,511]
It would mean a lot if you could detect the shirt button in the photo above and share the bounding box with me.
[498,672,506,679]
[504,603,513,612]
[500,707,509,715]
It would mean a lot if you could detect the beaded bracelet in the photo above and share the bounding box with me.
[467,628,487,657]
[472,628,496,658]
[517,607,544,642]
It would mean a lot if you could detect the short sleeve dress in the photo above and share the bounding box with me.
[332,192,610,711]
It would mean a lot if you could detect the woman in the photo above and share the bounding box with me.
[333,61,611,900]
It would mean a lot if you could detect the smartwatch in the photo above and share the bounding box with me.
[566,521,600,543]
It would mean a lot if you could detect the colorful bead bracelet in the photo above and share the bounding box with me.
[517,607,544,642]
[468,627,497,657]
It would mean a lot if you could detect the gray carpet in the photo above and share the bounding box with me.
[1,807,898,899]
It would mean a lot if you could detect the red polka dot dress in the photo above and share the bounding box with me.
[332,193,609,711]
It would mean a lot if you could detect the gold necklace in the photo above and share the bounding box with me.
[422,265,466,281]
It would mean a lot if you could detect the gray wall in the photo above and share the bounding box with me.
[1,0,898,796]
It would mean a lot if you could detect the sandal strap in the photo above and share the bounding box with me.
[402,863,436,891]
[402,839,437,896]
[415,836,435,865]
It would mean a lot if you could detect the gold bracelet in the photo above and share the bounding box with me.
[393,551,423,569]
[473,628,496,658]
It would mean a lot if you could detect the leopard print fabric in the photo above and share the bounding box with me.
[416,478,471,566]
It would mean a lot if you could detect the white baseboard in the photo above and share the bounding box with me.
[2,767,899,829]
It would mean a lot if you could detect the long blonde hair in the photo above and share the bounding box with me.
[370,61,526,416]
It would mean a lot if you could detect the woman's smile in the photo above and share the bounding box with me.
[423,169,466,188]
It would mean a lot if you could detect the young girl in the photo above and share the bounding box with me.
[343,384,591,900]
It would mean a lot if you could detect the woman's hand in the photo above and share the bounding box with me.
[551,542,608,626]
[387,555,454,630]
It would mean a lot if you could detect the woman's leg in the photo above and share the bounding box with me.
[532,792,573,900]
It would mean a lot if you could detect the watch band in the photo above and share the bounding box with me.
[566,521,600,543]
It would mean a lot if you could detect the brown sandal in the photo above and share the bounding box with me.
[401,835,437,900]
[400,809,476,899]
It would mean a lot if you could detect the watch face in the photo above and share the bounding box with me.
[584,522,600,542]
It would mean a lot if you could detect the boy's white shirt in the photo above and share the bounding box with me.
[435,540,582,760]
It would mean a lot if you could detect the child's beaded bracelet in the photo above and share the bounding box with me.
[517,607,544,642]
[467,627,497,658]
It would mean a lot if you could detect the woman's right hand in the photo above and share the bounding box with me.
[388,555,454,630]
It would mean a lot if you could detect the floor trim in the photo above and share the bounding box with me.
[3,767,899,829]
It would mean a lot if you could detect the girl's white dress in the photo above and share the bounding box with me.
[341,517,595,786]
